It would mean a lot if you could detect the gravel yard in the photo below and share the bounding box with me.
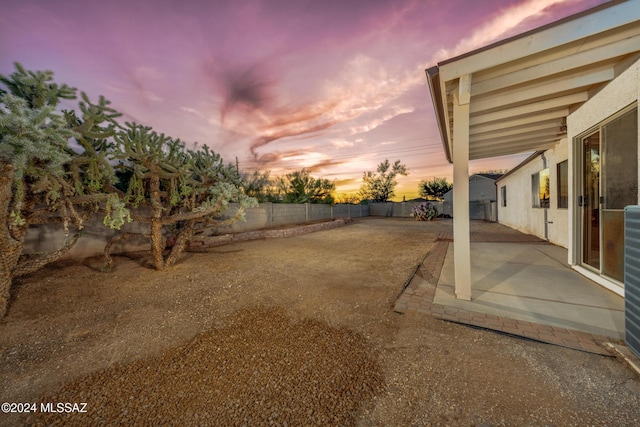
[1,217,640,426]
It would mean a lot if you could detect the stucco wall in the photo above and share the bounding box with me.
[568,57,639,137]
[566,57,640,266]
[496,60,640,258]
[496,139,569,248]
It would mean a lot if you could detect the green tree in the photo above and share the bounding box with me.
[358,159,408,203]
[104,123,257,270]
[334,193,361,204]
[241,170,272,203]
[275,169,335,204]
[0,63,126,316]
[419,177,452,201]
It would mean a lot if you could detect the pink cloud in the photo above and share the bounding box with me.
[0,0,610,199]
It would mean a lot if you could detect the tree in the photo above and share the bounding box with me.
[104,123,257,270]
[334,193,361,204]
[419,177,452,201]
[275,169,335,204]
[241,170,272,202]
[358,159,408,203]
[0,63,126,316]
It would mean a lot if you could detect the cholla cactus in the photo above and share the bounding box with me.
[105,123,257,270]
[0,63,126,317]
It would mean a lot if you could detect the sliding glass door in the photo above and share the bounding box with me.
[582,132,600,270]
[580,107,638,283]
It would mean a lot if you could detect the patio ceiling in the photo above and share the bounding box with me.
[427,0,640,162]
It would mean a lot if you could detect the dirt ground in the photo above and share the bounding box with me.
[1,217,640,426]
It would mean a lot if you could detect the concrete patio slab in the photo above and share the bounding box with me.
[394,222,625,355]
[435,243,625,340]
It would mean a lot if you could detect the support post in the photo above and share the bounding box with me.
[452,76,472,300]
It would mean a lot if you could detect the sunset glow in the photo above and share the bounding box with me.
[0,0,609,200]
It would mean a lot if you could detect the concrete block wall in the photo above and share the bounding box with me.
[332,204,369,218]
[24,214,152,260]
[270,203,307,227]
[214,203,369,235]
[22,203,367,260]
[308,204,331,221]
[23,201,416,261]
[369,201,445,218]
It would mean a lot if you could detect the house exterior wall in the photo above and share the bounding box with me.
[496,139,569,248]
[565,57,640,295]
[567,57,639,259]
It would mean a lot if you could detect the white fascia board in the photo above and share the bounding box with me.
[474,23,640,83]
[438,1,640,82]
[472,34,640,96]
[440,81,453,157]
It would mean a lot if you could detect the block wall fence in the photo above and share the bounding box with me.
[23,201,454,260]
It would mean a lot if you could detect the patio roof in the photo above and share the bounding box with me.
[425,0,640,302]
[427,0,640,162]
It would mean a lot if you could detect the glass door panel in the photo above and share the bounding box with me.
[601,108,638,282]
[582,132,600,270]
[601,210,624,281]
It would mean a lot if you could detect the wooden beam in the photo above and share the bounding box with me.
[452,88,472,301]
[471,120,563,140]
[471,128,563,146]
[438,1,640,80]
[458,74,472,105]
[471,34,640,96]
[471,65,614,113]
[470,140,559,159]
[471,133,561,152]
[473,23,640,83]
[471,109,569,134]
[470,93,586,125]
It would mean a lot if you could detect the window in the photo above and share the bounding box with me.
[532,168,550,208]
[500,186,507,207]
[557,161,568,209]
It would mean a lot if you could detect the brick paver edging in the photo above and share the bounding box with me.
[188,217,352,249]
[394,241,614,356]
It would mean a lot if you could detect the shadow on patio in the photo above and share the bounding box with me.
[394,220,624,356]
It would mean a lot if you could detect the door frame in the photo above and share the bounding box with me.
[578,130,602,275]
[573,103,638,290]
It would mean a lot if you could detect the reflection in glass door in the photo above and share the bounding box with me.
[582,132,600,270]
[601,108,638,282]
[579,107,638,283]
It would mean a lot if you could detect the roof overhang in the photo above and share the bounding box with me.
[427,0,640,163]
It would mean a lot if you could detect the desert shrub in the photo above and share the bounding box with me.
[411,203,438,221]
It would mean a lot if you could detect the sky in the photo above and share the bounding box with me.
[0,0,610,200]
